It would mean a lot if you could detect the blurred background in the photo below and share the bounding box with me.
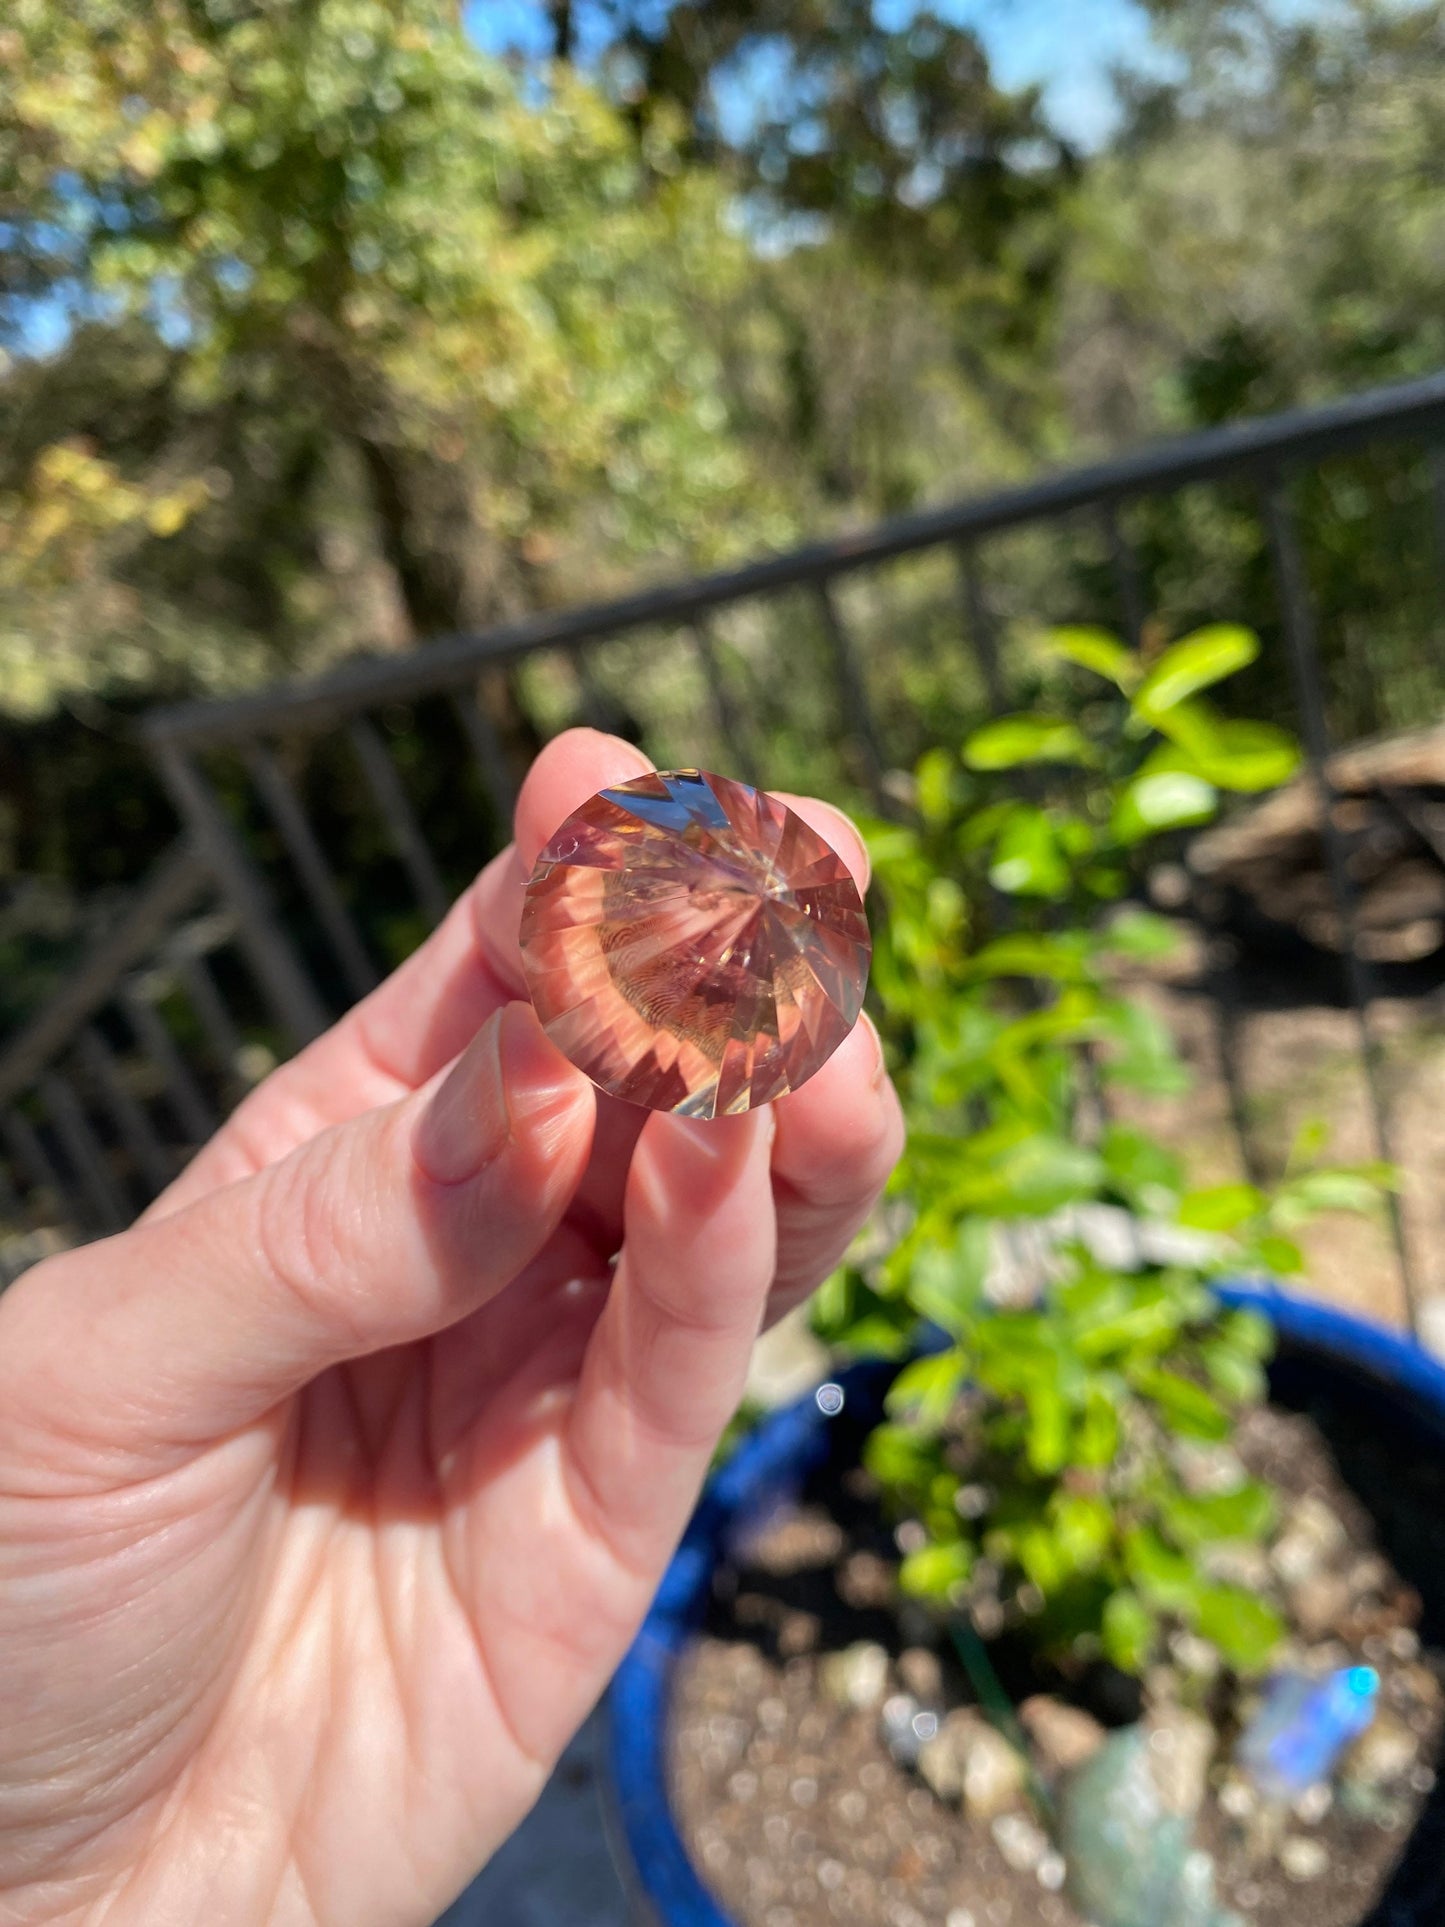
[5,0,1445,1315]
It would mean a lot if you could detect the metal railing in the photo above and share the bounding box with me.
[6,370,1445,1321]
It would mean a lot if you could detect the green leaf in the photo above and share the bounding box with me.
[914,746,956,828]
[1043,625,1140,690]
[1277,1169,1386,1217]
[810,1268,915,1358]
[1100,998,1192,1096]
[886,1349,968,1429]
[969,933,1090,981]
[1102,1588,1158,1672]
[1133,625,1260,719]
[863,1421,938,1493]
[1191,718,1300,792]
[906,1219,990,1337]
[964,715,1096,770]
[1219,1307,1275,1361]
[978,1134,1108,1216]
[987,808,1072,898]
[1255,1232,1305,1275]
[1017,1521,1071,1594]
[1102,1124,1184,1206]
[1111,766,1217,845]
[1124,1526,1197,1609]
[1025,1381,1069,1475]
[1076,1386,1121,1466]
[1199,1333,1268,1404]
[1177,1183,1264,1231]
[1051,1493,1113,1572]
[1101,908,1183,960]
[899,1537,973,1601]
[1192,1584,1284,1675]
[1159,1480,1276,1549]
[1131,1366,1232,1439]
[860,818,923,869]
[1071,1286,1188,1362]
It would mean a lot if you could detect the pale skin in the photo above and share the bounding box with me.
[0,730,903,1927]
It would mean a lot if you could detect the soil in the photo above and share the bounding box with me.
[668,1387,1445,1927]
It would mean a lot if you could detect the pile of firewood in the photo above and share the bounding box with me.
[1184,724,1445,964]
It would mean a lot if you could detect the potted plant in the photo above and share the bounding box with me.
[608,627,1445,1927]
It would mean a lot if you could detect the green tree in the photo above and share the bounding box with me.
[0,0,784,690]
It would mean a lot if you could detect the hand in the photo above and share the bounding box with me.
[0,730,903,1927]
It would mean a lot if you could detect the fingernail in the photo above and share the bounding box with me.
[858,1012,887,1091]
[656,1106,773,1187]
[496,1001,593,1160]
[414,1009,512,1186]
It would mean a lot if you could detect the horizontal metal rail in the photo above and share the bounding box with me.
[142,370,1445,752]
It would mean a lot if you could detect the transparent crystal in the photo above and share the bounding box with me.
[519,769,871,1117]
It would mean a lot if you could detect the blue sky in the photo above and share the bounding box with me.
[466,0,1170,147]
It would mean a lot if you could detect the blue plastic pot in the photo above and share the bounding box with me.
[606,1285,1445,1927]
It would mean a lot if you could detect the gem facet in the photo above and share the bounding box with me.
[519,769,871,1117]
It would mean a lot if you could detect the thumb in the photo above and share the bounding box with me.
[0,1004,595,1474]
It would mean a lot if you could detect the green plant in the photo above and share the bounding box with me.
[815,623,1390,1681]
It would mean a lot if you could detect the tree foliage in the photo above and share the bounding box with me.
[3,0,1445,905]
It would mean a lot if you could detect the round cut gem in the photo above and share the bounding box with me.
[519,769,871,1117]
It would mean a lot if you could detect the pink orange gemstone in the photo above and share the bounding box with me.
[519,770,871,1117]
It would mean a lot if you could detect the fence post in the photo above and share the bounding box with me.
[1263,475,1420,1334]
[151,743,329,1047]
[813,581,889,810]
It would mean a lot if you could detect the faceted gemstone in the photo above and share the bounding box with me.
[519,769,871,1118]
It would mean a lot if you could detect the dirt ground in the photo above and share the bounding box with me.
[1106,924,1445,1332]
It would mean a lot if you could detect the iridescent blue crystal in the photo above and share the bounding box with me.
[1236,1665,1379,1799]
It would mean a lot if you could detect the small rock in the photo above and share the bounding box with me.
[991,1811,1049,1873]
[1417,1294,1445,1362]
[777,1610,820,1657]
[897,1646,944,1701]
[1344,1710,1418,1789]
[1271,1495,1348,1587]
[916,1729,963,1804]
[1019,1696,1107,1775]
[1347,1553,1392,1598]
[1293,1781,1333,1825]
[916,1707,1028,1817]
[1170,1632,1224,1684]
[945,1911,977,1927]
[1173,1441,1249,1496]
[1394,1662,1443,1712]
[1218,1773,1258,1821]
[1290,1570,1353,1642]
[819,1640,890,1712]
[964,1723,1030,1819]
[838,1551,894,1609]
[1201,1541,1273,1591]
[1389,1626,1421,1662]
[1147,1706,1214,1819]
[1279,1835,1329,1882]
[1037,1851,1067,1892]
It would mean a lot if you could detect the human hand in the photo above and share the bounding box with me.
[0,730,903,1927]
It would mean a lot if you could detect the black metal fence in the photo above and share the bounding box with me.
[8,370,1445,1322]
